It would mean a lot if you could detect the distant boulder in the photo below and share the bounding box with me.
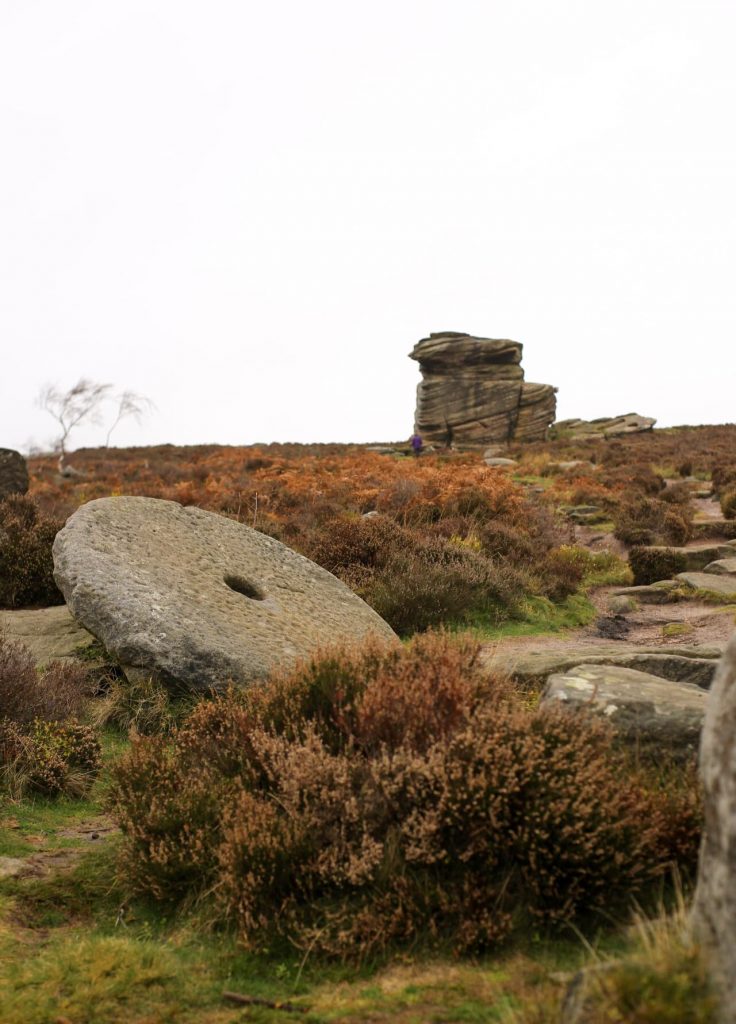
[553,413,656,440]
[0,449,29,500]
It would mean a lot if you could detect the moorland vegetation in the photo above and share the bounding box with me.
[1,423,735,1020]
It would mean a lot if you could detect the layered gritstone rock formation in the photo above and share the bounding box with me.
[409,332,556,446]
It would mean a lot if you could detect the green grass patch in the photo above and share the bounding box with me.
[471,593,596,641]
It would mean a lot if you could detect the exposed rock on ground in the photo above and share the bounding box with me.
[0,448,28,499]
[693,631,736,1023]
[677,572,736,601]
[409,331,556,446]
[540,662,707,759]
[488,642,722,690]
[553,413,656,440]
[53,496,397,692]
[0,605,94,665]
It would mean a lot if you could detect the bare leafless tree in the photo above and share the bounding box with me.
[38,379,113,473]
[104,390,155,447]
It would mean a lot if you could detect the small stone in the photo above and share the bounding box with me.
[662,622,695,639]
[609,595,637,614]
[483,457,518,467]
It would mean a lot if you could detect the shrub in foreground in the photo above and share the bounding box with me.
[0,718,101,798]
[0,494,63,608]
[0,633,89,725]
[0,634,99,798]
[110,634,699,960]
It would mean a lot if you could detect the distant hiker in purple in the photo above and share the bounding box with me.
[410,433,423,457]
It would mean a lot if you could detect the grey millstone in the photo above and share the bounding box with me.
[704,558,736,576]
[0,605,94,666]
[541,663,707,758]
[0,448,29,499]
[693,632,736,1022]
[52,497,397,691]
[677,572,736,601]
[483,457,517,467]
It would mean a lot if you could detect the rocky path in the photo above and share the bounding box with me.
[0,814,118,881]
[484,491,735,757]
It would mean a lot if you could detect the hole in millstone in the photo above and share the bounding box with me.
[224,575,267,601]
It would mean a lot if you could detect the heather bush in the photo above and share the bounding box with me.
[614,498,692,547]
[0,633,90,725]
[0,494,63,607]
[110,635,698,960]
[0,718,101,798]
[711,462,736,496]
[629,546,688,586]
[0,634,98,798]
[721,488,736,520]
[302,516,528,632]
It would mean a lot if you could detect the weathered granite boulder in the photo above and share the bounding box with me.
[0,606,94,666]
[0,448,29,499]
[554,413,656,440]
[53,497,397,691]
[541,663,707,758]
[693,632,736,1023]
[409,332,556,446]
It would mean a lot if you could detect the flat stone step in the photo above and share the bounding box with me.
[704,558,736,576]
[540,663,707,759]
[0,605,95,666]
[613,579,682,604]
[487,643,723,689]
[676,572,736,601]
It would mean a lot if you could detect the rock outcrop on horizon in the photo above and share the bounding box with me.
[409,332,556,446]
[554,413,656,440]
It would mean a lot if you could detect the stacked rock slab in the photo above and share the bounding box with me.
[409,332,557,446]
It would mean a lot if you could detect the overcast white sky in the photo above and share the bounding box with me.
[1,1,734,452]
